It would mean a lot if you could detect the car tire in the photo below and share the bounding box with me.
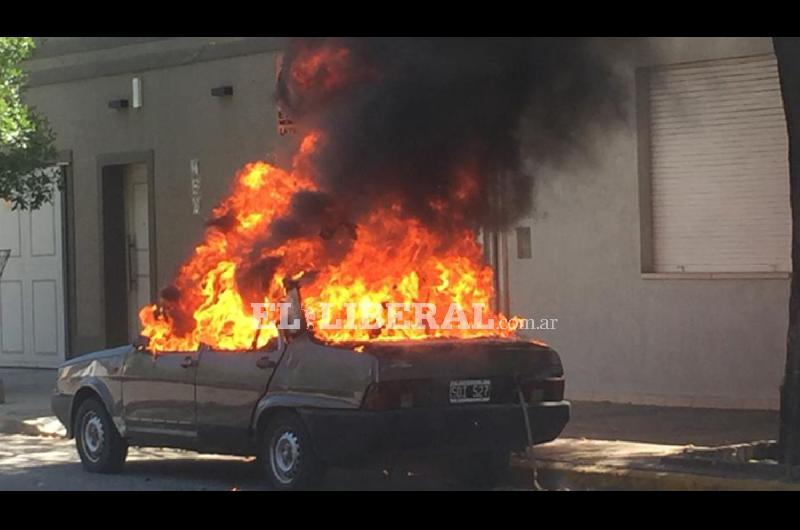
[450,449,510,489]
[259,412,326,491]
[74,397,128,474]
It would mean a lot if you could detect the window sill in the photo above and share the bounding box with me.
[641,272,791,280]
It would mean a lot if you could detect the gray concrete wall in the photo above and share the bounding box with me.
[508,37,788,410]
[24,38,284,355]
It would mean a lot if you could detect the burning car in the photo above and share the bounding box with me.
[49,124,574,490]
[50,41,581,489]
[51,283,568,490]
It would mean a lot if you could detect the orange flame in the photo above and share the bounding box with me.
[139,45,518,352]
[139,131,515,352]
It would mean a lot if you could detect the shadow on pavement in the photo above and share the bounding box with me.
[0,434,476,491]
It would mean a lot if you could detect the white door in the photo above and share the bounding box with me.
[0,168,66,368]
[124,164,151,343]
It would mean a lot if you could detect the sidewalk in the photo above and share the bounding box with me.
[562,400,778,446]
[0,370,795,489]
[509,401,791,490]
[512,438,800,490]
[0,368,63,437]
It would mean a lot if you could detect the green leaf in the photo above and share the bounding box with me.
[0,37,57,210]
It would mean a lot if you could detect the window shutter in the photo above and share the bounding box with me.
[649,54,791,273]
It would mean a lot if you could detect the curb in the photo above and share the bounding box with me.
[508,457,800,491]
[4,418,797,491]
[0,416,66,438]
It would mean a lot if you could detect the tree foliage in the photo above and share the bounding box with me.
[0,37,57,210]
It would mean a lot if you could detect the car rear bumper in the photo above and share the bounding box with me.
[51,392,72,436]
[299,400,570,465]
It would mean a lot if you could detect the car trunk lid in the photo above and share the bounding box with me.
[359,338,563,382]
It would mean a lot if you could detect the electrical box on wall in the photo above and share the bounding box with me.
[211,85,233,97]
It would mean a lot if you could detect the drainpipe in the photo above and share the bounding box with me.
[500,230,510,316]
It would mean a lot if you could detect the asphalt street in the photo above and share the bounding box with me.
[0,434,534,491]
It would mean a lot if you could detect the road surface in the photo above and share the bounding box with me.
[0,434,535,491]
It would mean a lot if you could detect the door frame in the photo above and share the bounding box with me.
[96,150,157,347]
[56,150,76,359]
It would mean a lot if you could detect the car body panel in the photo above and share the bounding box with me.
[53,345,128,437]
[299,400,570,465]
[195,341,285,453]
[363,338,563,381]
[261,334,378,410]
[121,348,198,441]
[52,332,569,464]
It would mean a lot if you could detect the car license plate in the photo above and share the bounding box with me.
[449,379,491,404]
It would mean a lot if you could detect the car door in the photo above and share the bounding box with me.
[121,347,199,445]
[195,337,285,454]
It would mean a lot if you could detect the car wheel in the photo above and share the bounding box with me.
[260,412,326,491]
[74,397,128,474]
[450,450,510,489]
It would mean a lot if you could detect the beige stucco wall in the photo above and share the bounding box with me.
[24,39,283,355]
[508,37,788,410]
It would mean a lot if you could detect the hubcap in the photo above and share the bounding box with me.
[82,412,105,463]
[270,430,301,484]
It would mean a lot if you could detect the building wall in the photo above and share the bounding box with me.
[507,37,788,410]
[24,38,286,355]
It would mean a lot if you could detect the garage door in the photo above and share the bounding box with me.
[0,169,66,368]
[649,53,791,273]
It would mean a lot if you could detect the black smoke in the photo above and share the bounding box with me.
[274,37,633,233]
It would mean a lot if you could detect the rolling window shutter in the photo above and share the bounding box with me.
[649,54,791,273]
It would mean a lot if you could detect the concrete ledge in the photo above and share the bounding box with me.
[509,456,800,491]
[566,393,779,410]
[641,272,790,280]
[507,438,800,491]
[0,416,65,438]
[25,37,286,87]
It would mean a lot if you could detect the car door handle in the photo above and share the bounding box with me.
[256,357,277,370]
[180,356,196,368]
